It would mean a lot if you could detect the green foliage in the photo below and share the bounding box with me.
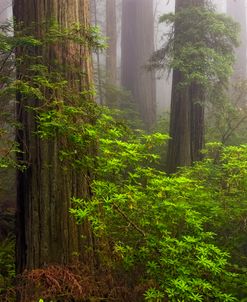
[206,80,247,145]
[70,113,247,301]
[184,143,247,257]
[0,238,15,293]
[0,20,105,172]
[144,288,165,302]
[150,5,239,91]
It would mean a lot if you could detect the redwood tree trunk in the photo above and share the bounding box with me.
[167,0,205,173]
[14,0,94,273]
[121,0,156,130]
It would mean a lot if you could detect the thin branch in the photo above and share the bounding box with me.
[112,203,146,237]
[222,115,247,143]
[0,49,14,73]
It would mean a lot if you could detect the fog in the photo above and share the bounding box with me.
[0,0,12,22]
[1,0,246,117]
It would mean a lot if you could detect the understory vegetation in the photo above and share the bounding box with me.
[71,115,247,302]
[1,3,247,302]
[2,107,247,301]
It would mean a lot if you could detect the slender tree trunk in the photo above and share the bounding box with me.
[167,0,205,173]
[92,0,104,105]
[227,0,247,81]
[106,0,117,85]
[121,0,156,130]
[14,0,95,273]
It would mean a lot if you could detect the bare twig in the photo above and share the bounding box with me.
[112,203,146,237]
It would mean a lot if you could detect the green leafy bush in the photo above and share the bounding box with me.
[0,237,15,293]
[71,114,246,301]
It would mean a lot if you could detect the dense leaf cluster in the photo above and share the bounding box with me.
[151,6,239,90]
[70,114,247,301]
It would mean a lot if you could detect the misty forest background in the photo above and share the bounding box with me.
[1,0,247,301]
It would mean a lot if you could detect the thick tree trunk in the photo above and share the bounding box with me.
[121,0,156,130]
[167,0,205,173]
[167,72,191,173]
[14,0,94,273]
[227,0,247,81]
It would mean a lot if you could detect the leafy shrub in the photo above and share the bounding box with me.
[71,114,244,301]
[0,237,15,293]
